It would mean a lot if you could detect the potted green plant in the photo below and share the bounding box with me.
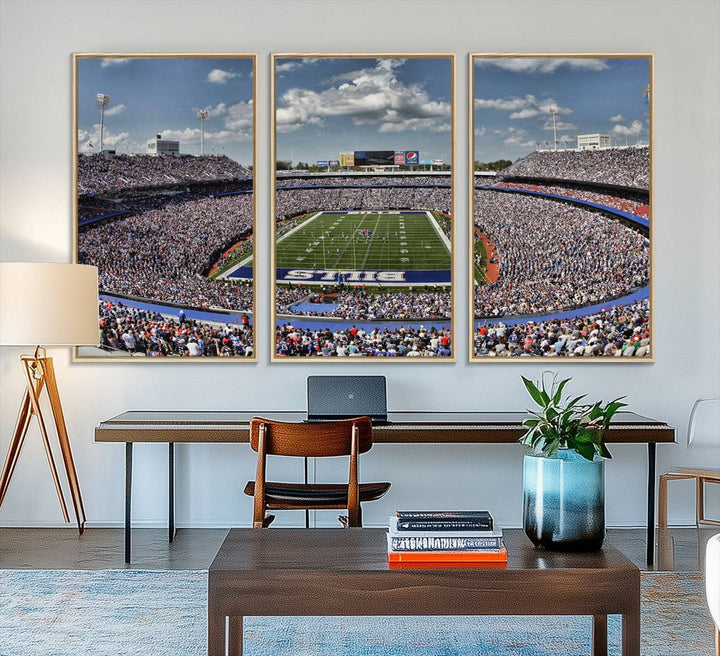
[519,372,626,551]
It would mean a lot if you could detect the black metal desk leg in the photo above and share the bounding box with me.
[647,442,656,566]
[125,442,133,564]
[169,443,175,542]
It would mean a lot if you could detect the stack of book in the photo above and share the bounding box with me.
[387,510,507,567]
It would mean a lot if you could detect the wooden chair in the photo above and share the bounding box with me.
[243,416,390,528]
[658,398,720,528]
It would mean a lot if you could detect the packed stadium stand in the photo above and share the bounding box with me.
[77,154,254,356]
[473,146,651,358]
[500,146,649,189]
[78,154,250,195]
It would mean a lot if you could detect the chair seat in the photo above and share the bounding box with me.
[244,481,390,508]
[664,467,720,480]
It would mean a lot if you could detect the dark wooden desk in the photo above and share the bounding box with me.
[207,528,641,656]
[94,411,675,564]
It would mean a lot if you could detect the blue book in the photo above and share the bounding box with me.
[395,510,493,531]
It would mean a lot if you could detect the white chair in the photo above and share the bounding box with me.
[706,533,720,656]
[659,398,720,528]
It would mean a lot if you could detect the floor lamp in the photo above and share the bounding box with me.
[0,262,99,533]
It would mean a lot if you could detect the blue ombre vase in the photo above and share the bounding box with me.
[523,449,606,551]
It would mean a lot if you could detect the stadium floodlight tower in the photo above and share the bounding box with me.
[96,94,111,152]
[197,109,210,155]
[549,105,559,151]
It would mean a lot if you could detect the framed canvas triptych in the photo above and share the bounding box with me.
[72,52,651,362]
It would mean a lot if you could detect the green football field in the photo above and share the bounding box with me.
[276,211,451,271]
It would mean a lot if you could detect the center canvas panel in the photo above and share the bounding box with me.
[271,55,455,360]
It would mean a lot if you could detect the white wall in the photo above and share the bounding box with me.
[1,0,718,530]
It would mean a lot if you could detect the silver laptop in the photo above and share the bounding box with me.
[306,375,388,425]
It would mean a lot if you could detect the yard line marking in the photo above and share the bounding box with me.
[426,211,452,253]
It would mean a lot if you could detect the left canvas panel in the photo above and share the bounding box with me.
[73,54,257,360]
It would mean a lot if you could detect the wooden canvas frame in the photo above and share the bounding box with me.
[469,53,653,362]
[271,53,455,362]
[72,53,257,361]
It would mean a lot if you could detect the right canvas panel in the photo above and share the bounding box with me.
[470,55,652,360]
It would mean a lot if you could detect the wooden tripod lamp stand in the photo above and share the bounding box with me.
[0,262,99,533]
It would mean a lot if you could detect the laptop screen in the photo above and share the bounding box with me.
[306,375,387,422]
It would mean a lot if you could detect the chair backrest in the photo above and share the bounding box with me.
[249,417,373,457]
[688,398,720,447]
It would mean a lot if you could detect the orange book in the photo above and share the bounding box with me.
[389,560,507,570]
[388,545,507,564]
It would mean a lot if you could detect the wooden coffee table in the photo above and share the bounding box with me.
[208,528,640,656]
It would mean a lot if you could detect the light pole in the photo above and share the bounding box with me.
[96,94,111,152]
[197,109,209,155]
[549,105,559,151]
[641,84,651,147]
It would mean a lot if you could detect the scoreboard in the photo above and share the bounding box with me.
[351,150,420,166]
[353,150,395,166]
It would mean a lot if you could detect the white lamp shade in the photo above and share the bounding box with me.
[0,262,99,346]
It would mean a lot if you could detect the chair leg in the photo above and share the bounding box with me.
[697,477,704,527]
[347,505,362,527]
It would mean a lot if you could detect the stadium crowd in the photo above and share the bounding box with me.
[276,323,452,357]
[276,175,450,188]
[78,154,251,195]
[276,186,451,220]
[501,147,649,189]
[98,300,253,357]
[278,289,452,320]
[78,192,254,310]
[473,299,650,358]
[473,190,649,318]
[490,182,650,219]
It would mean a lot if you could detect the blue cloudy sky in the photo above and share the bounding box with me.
[275,57,453,165]
[473,57,651,163]
[76,56,254,165]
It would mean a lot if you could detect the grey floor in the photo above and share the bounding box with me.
[0,525,716,571]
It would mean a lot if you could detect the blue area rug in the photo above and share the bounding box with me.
[0,569,713,656]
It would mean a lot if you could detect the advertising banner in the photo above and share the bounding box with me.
[404,150,419,165]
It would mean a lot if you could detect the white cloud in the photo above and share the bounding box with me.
[276,58,450,134]
[77,125,130,153]
[475,58,609,74]
[159,127,251,146]
[509,108,539,119]
[611,119,643,137]
[100,58,130,68]
[207,68,240,84]
[475,126,487,137]
[104,104,126,116]
[379,117,450,133]
[276,61,302,73]
[609,114,624,123]
[475,95,534,111]
[223,100,253,132]
[476,94,572,119]
[543,120,577,131]
[493,126,535,148]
